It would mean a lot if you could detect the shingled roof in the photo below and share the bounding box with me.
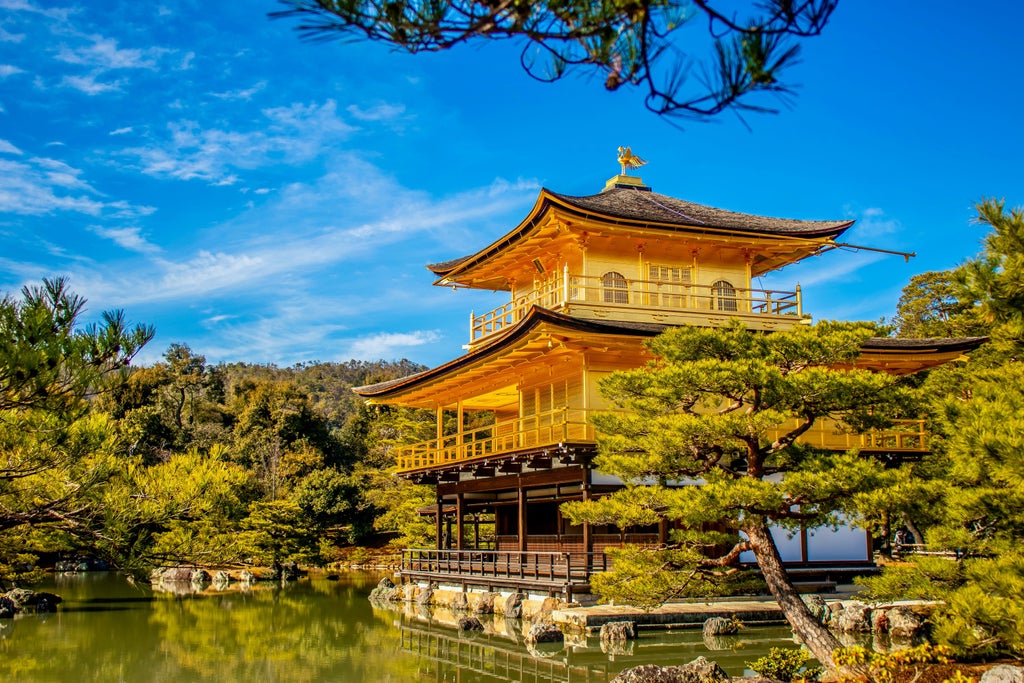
[353,306,987,399]
[427,186,854,276]
[550,187,854,236]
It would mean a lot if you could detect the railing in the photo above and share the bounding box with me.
[772,418,928,452]
[470,268,802,343]
[396,407,595,470]
[397,412,929,472]
[401,548,610,584]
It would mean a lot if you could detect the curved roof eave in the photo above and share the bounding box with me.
[352,306,665,399]
[353,313,988,400]
[426,187,854,283]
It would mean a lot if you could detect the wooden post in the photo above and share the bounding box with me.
[518,481,527,552]
[456,492,464,551]
[435,495,443,550]
[582,468,592,568]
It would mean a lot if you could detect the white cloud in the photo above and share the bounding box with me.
[0,139,22,155]
[346,330,442,361]
[61,73,123,95]
[346,102,406,122]
[56,35,164,70]
[849,206,902,239]
[211,81,266,101]
[0,155,151,217]
[109,126,133,135]
[0,28,25,43]
[0,0,71,21]
[0,64,24,77]
[89,225,161,254]
[123,100,358,184]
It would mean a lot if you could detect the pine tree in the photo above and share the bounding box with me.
[562,321,910,669]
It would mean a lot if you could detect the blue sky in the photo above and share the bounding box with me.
[2,1,1022,368]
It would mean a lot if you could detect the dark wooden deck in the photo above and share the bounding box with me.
[401,549,610,599]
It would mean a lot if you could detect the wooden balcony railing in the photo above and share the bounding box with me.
[771,418,928,453]
[396,411,928,472]
[401,548,610,584]
[396,407,595,470]
[470,266,802,343]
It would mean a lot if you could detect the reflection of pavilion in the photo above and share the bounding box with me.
[395,610,797,683]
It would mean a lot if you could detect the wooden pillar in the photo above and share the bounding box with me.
[581,468,592,558]
[800,527,809,564]
[435,494,443,550]
[474,513,480,549]
[518,481,527,552]
[456,492,464,551]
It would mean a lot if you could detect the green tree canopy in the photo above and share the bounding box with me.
[277,0,838,121]
[562,320,909,669]
[0,278,153,586]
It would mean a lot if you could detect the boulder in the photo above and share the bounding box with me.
[702,616,739,637]
[212,571,230,587]
[600,621,637,644]
[0,596,16,619]
[6,588,34,609]
[887,606,927,640]
[457,616,485,632]
[158,567,194,583]
[835,601,872,633]
[472,591,497,615]
[612,657,730,683]
[416,586,434,606]
[450,591,469,612]
[239,570,256,584]
[871,609,890,634]
[403,583,417,602]
[35,596,57,613]
[368,576,395,602]
[524,623,564,645]
[503,591,524,619]
[189,568,210,585]
[981,665,1024,683]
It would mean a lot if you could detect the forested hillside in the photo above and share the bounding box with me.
[0,285,436,587]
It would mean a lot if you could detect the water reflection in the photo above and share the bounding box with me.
[1,572,813,683]
[385,601,804,683]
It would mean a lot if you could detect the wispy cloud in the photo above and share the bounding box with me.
[0,64,24,77]
[122,99,357,185]
[346,102,406,122]
[56,36,166,70]
[211,81,266,101]
[0,156,104,215]
[89,225,161,254]
[346,330,442,361]
[61,73,124,95]
[109,126,133,135]
[0,139,22,155]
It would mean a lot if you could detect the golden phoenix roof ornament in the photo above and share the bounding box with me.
[617,146,647,175]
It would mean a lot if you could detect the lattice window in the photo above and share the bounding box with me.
[648,264,692,308]
[713,280,738,312]
[601,271,629,304]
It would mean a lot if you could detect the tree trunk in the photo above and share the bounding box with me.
[745,517,840,671]
[902,514,925,546]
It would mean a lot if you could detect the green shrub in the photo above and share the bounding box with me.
[747,647,812,682]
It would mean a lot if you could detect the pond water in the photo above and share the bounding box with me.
[0,572,803,682]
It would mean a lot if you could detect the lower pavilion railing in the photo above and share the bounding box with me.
[395,411,929,471]
[401,548,610,588]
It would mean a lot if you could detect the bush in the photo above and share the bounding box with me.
[747,647,812,682]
